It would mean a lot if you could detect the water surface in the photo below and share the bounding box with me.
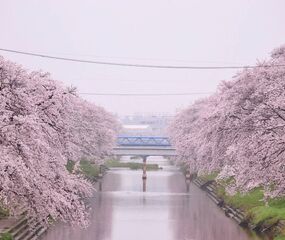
[42,157,262,240]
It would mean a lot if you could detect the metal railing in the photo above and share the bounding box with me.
[117,136,171,147]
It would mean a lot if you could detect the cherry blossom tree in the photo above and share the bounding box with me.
[169,44,285,198]
[0,56,118,226]
[64,94,118,164]
[220,46,285,197]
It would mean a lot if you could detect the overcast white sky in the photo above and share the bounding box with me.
[1,0,285,116]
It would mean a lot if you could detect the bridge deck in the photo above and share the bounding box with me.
[113,146,176,156]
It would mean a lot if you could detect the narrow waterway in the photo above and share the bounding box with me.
[42,157,263,240]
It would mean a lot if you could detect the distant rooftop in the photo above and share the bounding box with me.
[123,124,149,129]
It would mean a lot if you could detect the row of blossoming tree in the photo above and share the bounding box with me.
[169,45,285,199]
[0,56,118,226]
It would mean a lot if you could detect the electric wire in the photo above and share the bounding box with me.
[1,48,284,70]
[79,92,213,96]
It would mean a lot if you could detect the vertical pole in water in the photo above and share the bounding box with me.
[185,169,191,192]
[142,156,147,192]
[98,164,103,191]
[142,156,147,180]
[99,179,102,191]
[143,178,147,192]
[99,164,103,178]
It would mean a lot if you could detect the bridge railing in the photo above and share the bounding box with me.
[117,136,171,147]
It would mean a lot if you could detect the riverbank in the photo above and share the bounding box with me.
[193,174,285,240]
[105,159,160,170]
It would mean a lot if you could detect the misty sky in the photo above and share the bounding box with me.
[1,0,285,116]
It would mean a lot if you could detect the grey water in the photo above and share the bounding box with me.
[42,157,262,240]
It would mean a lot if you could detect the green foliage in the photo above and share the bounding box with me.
[0,232,13,240]
[225,188,264,211]
[66,159,100,180]
[213,176,285,238]
[199,172,219,181]
[66,160,75,173]
[274,236,285,240]
[129,162,159,170]
[249,206,285,225]
[105,159,125,168]
[249,197,285,226]
[269,198,285,209]
[218,186,285,226]
[105,159,159,170]
[79,160,100,180]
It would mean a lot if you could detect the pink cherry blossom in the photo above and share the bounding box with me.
[0,56,118,226]
[169,44,285,198]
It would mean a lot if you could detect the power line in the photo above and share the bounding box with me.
[1,48,284,70]
[79,92,213,96]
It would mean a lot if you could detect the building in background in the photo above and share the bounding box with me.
[119,114,173,136]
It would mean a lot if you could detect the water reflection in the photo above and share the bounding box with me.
[42,157,263,240]
[143,178,147,192]
[167,174,262,240]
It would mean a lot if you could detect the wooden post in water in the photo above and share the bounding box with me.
[98,164,103,191]
[185,169,191,192]
[143,178,147,192]
[99,164,103,178]
[142,156,147,180]
[98,179,102,191]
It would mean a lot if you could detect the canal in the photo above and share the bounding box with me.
[42,157,262,240]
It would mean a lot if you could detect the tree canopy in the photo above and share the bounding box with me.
[0,57,118,226]
[169,45,285,198]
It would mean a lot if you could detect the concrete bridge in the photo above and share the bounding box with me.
[113,136,176,184]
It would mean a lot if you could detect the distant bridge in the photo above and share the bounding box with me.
[112,136,176,183]
[113,136,176,157]
[117,136,171,147]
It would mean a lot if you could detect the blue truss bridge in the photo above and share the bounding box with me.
[117,136,171,147]
[113,136,176,180]
[113,136,176,157]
